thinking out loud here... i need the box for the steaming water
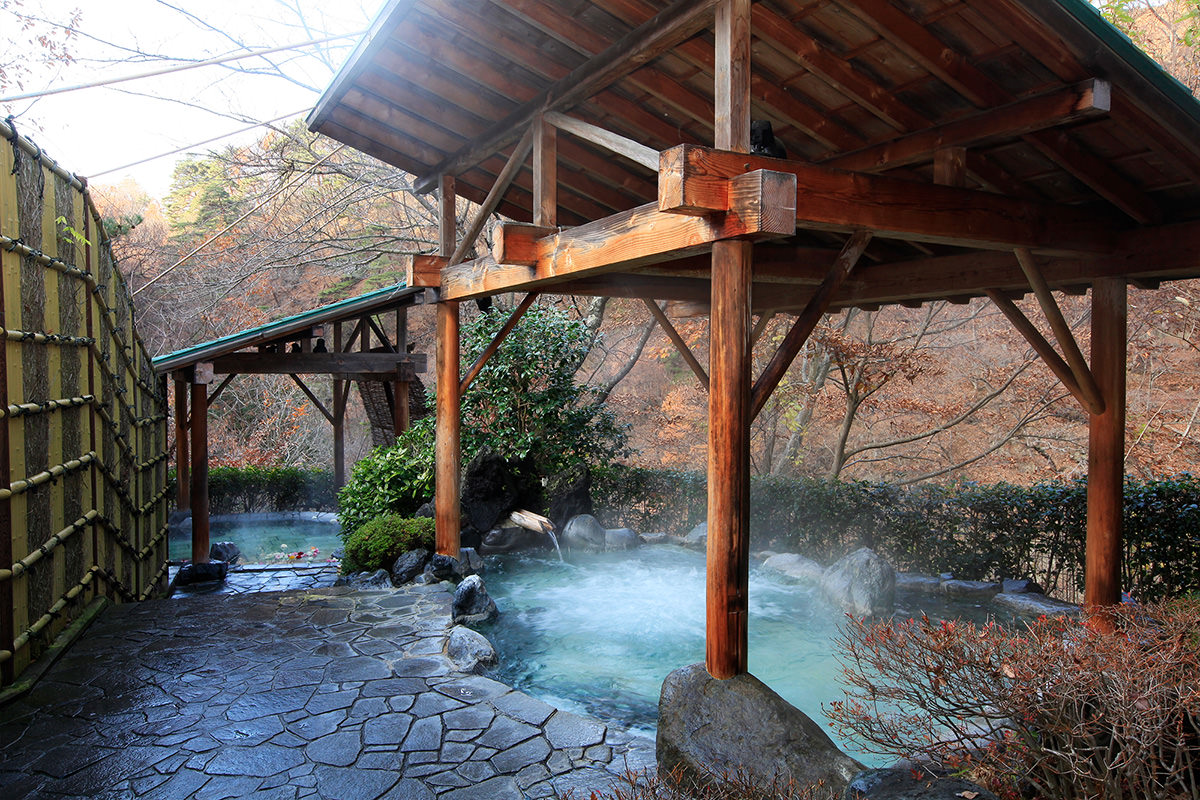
[481,544,861,752]
[168,516,341,564]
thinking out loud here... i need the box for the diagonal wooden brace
[985,289,1092,411]
[1014,248,1105,414]
[751,230,873,420]
[460,293,540,395]
[641,298,708,390]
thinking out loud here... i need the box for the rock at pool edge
[657,663,862,796]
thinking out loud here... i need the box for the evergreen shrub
[340,515,435,574]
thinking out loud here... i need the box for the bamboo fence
[0,120,169,687]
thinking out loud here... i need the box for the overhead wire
[88,109,308,177]
[132,143,347,296]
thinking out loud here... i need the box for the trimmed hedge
[341,515,435,574]
[592,466,1200,602]
[169,466,337,514]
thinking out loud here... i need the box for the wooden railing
[0,120,169,687]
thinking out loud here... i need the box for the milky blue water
[480,546,857,749]
[168,516,341,564]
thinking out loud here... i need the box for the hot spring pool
[480,544,1003,764]
[169,513,341,564]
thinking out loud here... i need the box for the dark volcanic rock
[545,465,593,534]
[453,575,498,625]
[209,542,242,565]
[657,663,861,796]
[461,448,519,533]
[479,525,546,555]
[392,548,431,585]
[176,561,229,585]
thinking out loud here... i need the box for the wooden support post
[174,373,190,511]
[707,0,752,681]
[535,114,557,228]
[1086,277,1126,609]
[189,378,209,565]
[333,322,345,489]
[0,237,10,686]
[436,175,462,559]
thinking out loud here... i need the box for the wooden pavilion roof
[308,0,1200,311]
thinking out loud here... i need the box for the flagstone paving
[0,582,656,799]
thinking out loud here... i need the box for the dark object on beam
[750,120,786,159]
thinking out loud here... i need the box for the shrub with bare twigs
[826,601,1200,799]
[554,767,837,800]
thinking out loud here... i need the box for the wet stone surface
[0,583,655,799]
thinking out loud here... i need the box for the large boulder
[682,522,707,550]
[658,664,862,796]
[446,625,498,674]
[605,527,641,551]
[844,767,998,800]
[821,548,895,617]
[763,553,825,585]
[453,574,498,625]
[561,514,607,552]
[461,448,519,533]
[546,464,593,534]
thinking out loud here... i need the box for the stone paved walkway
[0,584,655,799]
[169,564,341,596]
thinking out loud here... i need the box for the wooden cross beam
[441,169,796,300]
[659,144,1119,254]
[210,352,426,375]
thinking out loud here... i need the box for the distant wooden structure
[311,0,1200,678]
[153,284,432,565]
[0,120,169,688]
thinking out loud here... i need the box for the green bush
[336,419,435,537]
[175,465,336,513]
[337,303,629,537]
[341,515,435,574]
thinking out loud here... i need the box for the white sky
[2,0,382,198]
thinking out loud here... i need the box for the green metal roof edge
[1053,0,1200,126]
[152,280,415,371]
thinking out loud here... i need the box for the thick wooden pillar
[333,322,345,488]
[1085,278,1126,607]
[435,175,461,558]
[174,373,190,510]
[707,0,752,680]
[189,379,210,564]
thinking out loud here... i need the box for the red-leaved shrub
[826,601,1200,799]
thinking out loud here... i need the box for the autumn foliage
[826,602,1200,800]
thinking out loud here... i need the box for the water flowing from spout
[545,528,564,562]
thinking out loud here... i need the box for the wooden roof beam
[544,111,659,171]
[836,0,1161,225]
[442,168,796,299]
[412,0,721,193]
[827,79,1111,173]
[659,144,1118,254]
